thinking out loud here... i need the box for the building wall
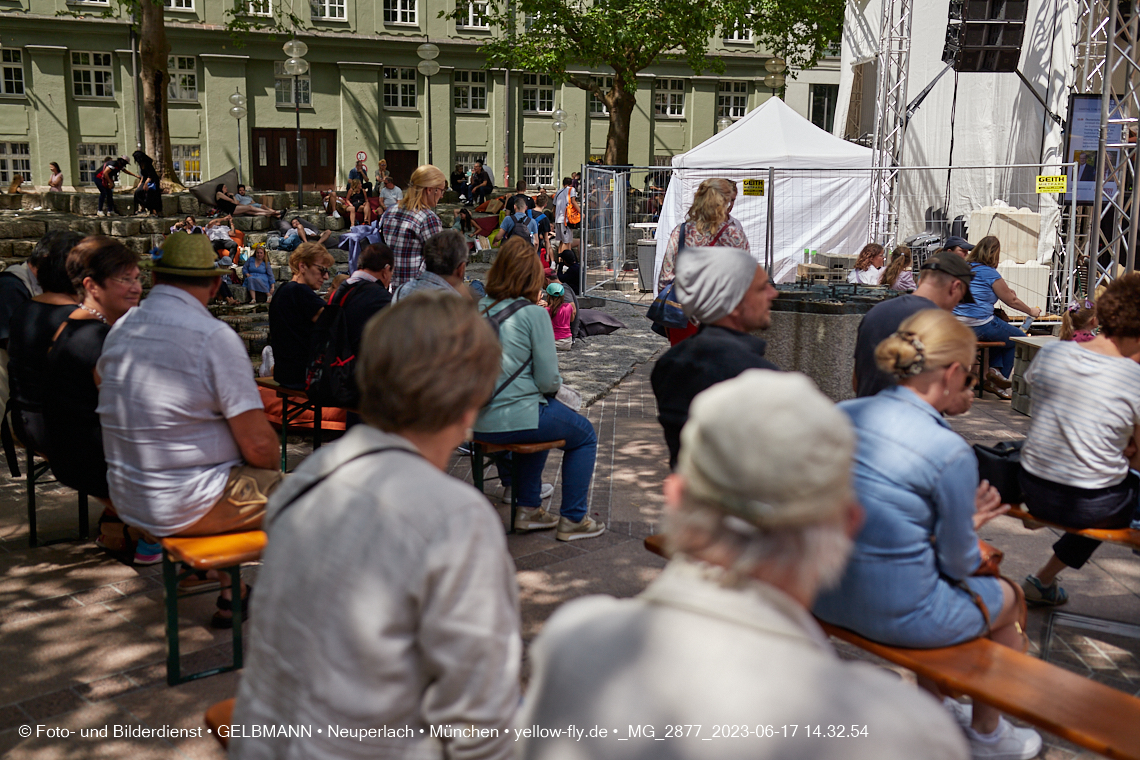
[0,0,841,191]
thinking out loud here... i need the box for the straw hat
[152,232,224,278]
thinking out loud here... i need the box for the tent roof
[672,97,873,170]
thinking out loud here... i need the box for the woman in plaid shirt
[379,165,447,290]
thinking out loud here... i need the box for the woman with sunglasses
[814,308,1040,760]
[378,165,446,291]
[268,242,334,390]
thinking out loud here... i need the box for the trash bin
[637,239,656,292]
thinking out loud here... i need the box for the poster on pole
[1065,94,1121,205]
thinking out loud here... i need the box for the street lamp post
[551,108,567,185]
[228,89,247,184]
[283,38,309,208]
[416,43,440,166]
[764,57,787,97]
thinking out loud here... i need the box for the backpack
[305,282,366,409]
[504,213,533,243]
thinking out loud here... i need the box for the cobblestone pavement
[0,321,1137,758]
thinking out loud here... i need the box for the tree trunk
[603,85,637,165]
[139,2,185,192]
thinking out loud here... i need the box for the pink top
[1070,329,1096,343]
[549,302,573,340]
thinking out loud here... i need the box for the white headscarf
[673,246,758,324]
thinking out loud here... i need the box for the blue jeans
[98,186,116,213]
[972,317,1026,378]
[472,184,492,204]
[476,399,596,522]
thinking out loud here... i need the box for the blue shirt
[813,385,1003,647]
[952,263,1001,322]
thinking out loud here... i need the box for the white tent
[654,98,874,290]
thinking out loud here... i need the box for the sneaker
[133,538,163,566]
[514,506,559,531]
[496,483,554,504]
[942,697,972,728]
[965,717,1042,760]
[986,367,1013,390]
[556,515,606,542]
[96,210,106,217]
[1022,574,1068,607]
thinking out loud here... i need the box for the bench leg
[508,456,519,535]
[472,443,484,493]
[279,397,290,472]
[77,491,89,541]
[313,404,322,453]
[26,447,37,548]
[163,551,183,686]
[1,416,20,478]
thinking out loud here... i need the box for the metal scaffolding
[868,0,914,244]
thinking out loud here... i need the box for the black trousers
[1020,467,1139,569]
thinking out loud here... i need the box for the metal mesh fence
[581,163,1076,314]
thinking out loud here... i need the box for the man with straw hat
[517,371,968,760]
[97,232,282,628]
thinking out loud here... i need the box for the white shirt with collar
[380,184,403,209]
[96,285,265,536]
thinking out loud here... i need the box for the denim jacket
[813,385,1001,647]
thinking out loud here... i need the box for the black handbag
[973,440,1024,504]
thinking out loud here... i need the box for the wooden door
[384,150,419,189]
[252,128,337,191]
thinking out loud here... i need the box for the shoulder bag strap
[709,221,730,246]
[270,446,422,526]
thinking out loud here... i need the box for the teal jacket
[474,296,562,433]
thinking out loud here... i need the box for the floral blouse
[657,217,750,291]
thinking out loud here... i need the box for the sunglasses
[315,266,330,276]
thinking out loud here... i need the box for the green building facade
[0,0,840,192]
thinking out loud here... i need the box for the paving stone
[110,220,141,237]
[123,236,151,254]
[0,221,44,240]
[17,688,86,721]
[0,241,12,258]
[73,674,138,701]
[70,194,99,216]
[0,703,30,732]
[160,195,180,217]
[178,195,198,214]
[11,240,33,257]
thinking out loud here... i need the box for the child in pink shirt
[545,282,576,351]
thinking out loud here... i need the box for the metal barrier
[580,163,1077,313]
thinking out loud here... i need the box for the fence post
[580,163,588,296]
[765,166,775,275]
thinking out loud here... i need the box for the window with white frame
[384,67,417,109]
[245,0,272,16]
[522,73,553,114]
[77,143,118,184]
[2,50,25,96]
[168,56,198,101]
[717,81,747,119]
[71,51,114,99]
[457,1,488,28]
[274,61,311,106]
[454,70,487,112]
[171,144,201,186]
[312,0,346,20]
[654,78,685,118]
[383,0,416,24]
[723,23,753,43]
[0,143,32,185]
[164,0,194,10]
[589,75,612,116]
[454,152,486,172]
[523,153,553,188]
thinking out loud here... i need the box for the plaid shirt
[380,206,443,289]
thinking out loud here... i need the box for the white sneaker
[96,210,105,217]
[942,697,971,728]
[965,717,1042,760]
[496,483,554,504]
[513,506,559,531]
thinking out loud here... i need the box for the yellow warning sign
[742,179,765,197]
[608,178,615,192]
[1036,175,1067,193]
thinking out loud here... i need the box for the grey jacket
[232,425,521,760]
[518,558,969,760]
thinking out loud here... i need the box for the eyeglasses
[316,266,330,276]
[109,275,144,286]
[963,374,978,391]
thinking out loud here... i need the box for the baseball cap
[546,282,565,297]
[944,235,974,251]
[920,251,976,304]
[677,370,855,529]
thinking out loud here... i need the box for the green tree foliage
[448,0,843,164]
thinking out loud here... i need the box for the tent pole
[766,166,775,275]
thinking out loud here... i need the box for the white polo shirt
[97,285,265,536]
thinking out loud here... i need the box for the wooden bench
[256,377,325,472]
[643,532,1140,759]
[160,530,267,686]
[205,698,235,749]
[1006,505,1140,550]
[974,340,1007,399]
[470,439,566,533]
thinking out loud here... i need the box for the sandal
[177,569,218,592]
[210,585,253,629]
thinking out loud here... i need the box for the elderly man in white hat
[97,232,281,627]
[517,370,969,760]
[651,246,780,468]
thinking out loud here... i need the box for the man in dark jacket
[651,246,779,468]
